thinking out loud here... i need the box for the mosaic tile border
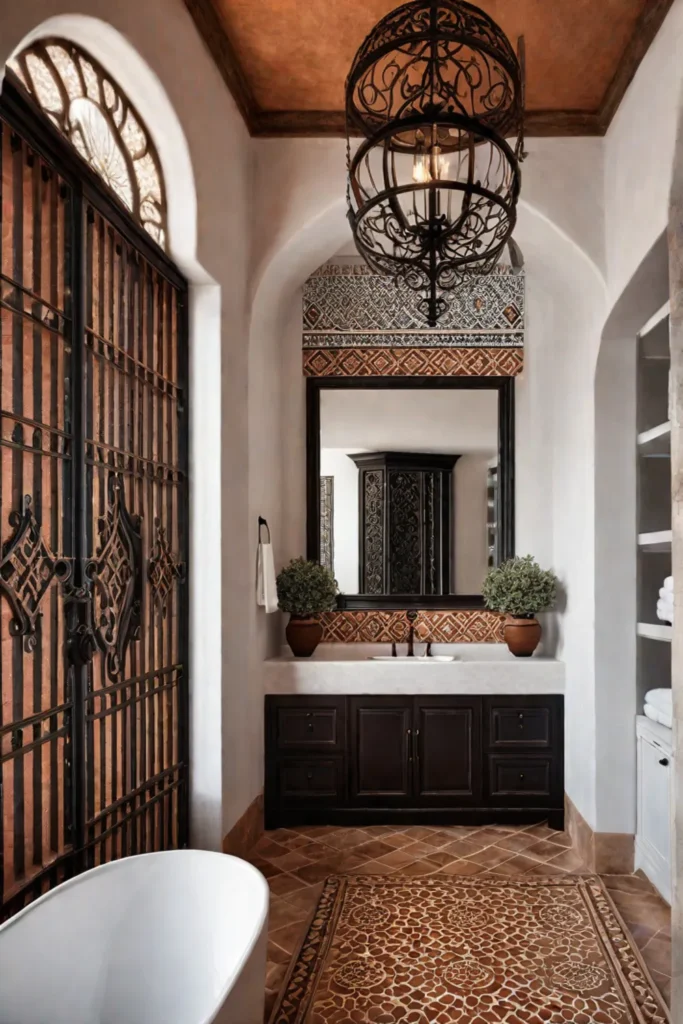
[303,332,523,349]
[304,346,524,378]
[320,609,505,644]
[304,264,525,334]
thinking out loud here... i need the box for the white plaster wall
[604,0,683,306]
[320,449,360,594]
[454,455,490,594]
[0,0,254,849]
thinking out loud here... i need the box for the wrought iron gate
[0,81,189,918]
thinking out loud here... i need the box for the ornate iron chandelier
[345,0,525,326]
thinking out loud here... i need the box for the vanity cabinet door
[349,698,413,805]
[413,698,482,805]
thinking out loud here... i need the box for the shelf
[638,530,672,551]
[637,422,671,457]
[639,301,670,341]
[637,623,672,642]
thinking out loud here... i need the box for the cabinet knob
[519,773,525,780]
[307,772,313,781]
[308,722,314,731]
[659,757,670,767]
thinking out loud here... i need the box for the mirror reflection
[319,389,500,597]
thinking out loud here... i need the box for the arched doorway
[0,41,189,918]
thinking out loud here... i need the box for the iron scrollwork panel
[148,517,186,618]
[388,470,422,595]
[362,469,385,594]
[86,474,142,681]
[0,495,72,653]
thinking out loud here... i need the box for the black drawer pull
[659,757,670,767]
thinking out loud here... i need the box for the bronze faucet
[406,610,418,657]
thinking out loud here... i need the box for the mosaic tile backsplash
[320,610,505,644]
[303,263,525,378]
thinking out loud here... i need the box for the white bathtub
[0,850,269,1024]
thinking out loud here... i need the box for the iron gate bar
[0,70,189,918]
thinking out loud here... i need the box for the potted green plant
[276,557,339,657]
[482,555,558,657]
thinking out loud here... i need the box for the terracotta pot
[503,615,542,657]
[286,616,323,658]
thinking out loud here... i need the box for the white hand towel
[657,600,673,624]
[257,542,278,614]
[644,703,673,730]
[659,586,674,602]
[664,576,674,593]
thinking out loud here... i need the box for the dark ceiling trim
[597,0,675,131]
[187,0,674,139]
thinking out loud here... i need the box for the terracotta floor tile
[546,830,574,848]
[267,940,292,965]
[439,825,477,839]
[490,854,541,876]
[649,970,671,1006]
[293,862,336,885]
[249,858,283,879]
[252,837,291,859]
[424,850,457,868]
[403,826,436,840]
[268,872,308,897]
[522,823,563,840]
[322,829,372,850]
[266,960,288,991]
[494,832,540,854]
[441,838,485,858]
[603,873,658,896]
[268,919,307,956]
[351,861,397,875]
[353,839,397,860]
[374,848,419,869]
[268,896,309,932]
[625,921,658,950]
[522,861,568,877]
[269,851,312,872]
[467,827,509,846]
[440,858,486,875]
[289,840,334,860]
[465,846,514,868]
[640,934,672,977]
[419,830,457,849]
[402,839,439,856]
[546,848,586,871]
[524,839,565,862]
[382,832,419,849]
[265,828,301,845]
[400,859,438,876]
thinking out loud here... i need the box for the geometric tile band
[304,263,525,335]
[304,347,524,378]
[320,610,505,644]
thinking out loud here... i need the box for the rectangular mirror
[307,378,515,610]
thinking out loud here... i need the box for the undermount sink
[369,655,456,663]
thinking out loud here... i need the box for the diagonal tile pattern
[246,822,672,1021]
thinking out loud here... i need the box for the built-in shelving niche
[636,302,672,710]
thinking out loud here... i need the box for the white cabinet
[636,715,672,903]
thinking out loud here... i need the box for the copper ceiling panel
[212,0,646,111]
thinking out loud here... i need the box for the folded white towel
[644,688,672,716]
[657,598,673,624]
[659,588,674,604]
[644,702,673,730]
[664,576,674,593]
[257,542,278,614]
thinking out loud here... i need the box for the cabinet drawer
[487,703,552,748]
[272,698,345,751]
[488,755,553,799]
[278,758,344,803]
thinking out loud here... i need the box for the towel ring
[258,516,271,543]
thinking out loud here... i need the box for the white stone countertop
[264,645,565,695]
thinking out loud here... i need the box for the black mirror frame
[306,375,515,611]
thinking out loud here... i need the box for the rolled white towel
[644,688,673,716]
[659,587,674,603]
[664,576,674,593]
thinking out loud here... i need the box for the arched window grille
[8,39,167,247]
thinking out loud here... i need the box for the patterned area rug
[269,875,670,1023]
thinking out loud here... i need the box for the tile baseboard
[223,792,264,859]
[565,794,634,874]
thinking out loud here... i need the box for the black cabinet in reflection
[349,452,460,596]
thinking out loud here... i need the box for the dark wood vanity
[264,694,564,830]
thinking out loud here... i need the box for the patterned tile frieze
[303,332,523,350]
[304,346,524,378]
[304,263,525,336]
[320,609,505,644]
